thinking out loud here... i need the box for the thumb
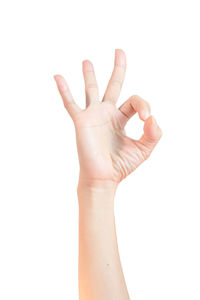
[138,115,162,154]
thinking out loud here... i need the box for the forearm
[77,181,130,300]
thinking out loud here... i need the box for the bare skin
[54,49,162,300]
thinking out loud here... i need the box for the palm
[74,101,146,183]
[54,49,162,185]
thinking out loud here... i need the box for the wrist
[78,177,118,189]
[77,178,118,209]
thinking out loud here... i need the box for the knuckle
[131,94,139,100]
[110,78,122,88]
[86,83,97,89]
[130,95,151,112]
[116,64,126,70]
[129,94,140,104]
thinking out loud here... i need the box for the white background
[0,0,200,299]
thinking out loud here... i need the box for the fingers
[118,94,162,155]
[82,60,99,107]
[102,49,126,105]
[54,74,82,120]
[137,115,162,155]
[118,95,151,127]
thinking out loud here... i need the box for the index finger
[102,49,126,105]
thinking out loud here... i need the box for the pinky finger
[54,74,82,120]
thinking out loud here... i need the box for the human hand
[54,49,162,188]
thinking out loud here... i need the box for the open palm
[54,49,162,187]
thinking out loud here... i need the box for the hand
[54,49,162,188]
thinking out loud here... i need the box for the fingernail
[152,116,158,126]
[143,110,150,120]
[83,60,93,71]
[58,77,68,92]
[115,49,126,66]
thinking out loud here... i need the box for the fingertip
[140,110,151,121]
[131,96,151,121]
[82,59,90,63]
[151,115,161,130]
[115,48,126,56]
[82,60,93,71]
[149,115,162,138]
[151,115,157,125]
[53,74,59,81]
[53,74,68,92]
[115,48,126,67]
[137,114,162,152]
[53,74,63,82]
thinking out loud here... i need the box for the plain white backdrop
[0,0,200,299]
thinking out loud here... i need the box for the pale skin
[54,49,162,300]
